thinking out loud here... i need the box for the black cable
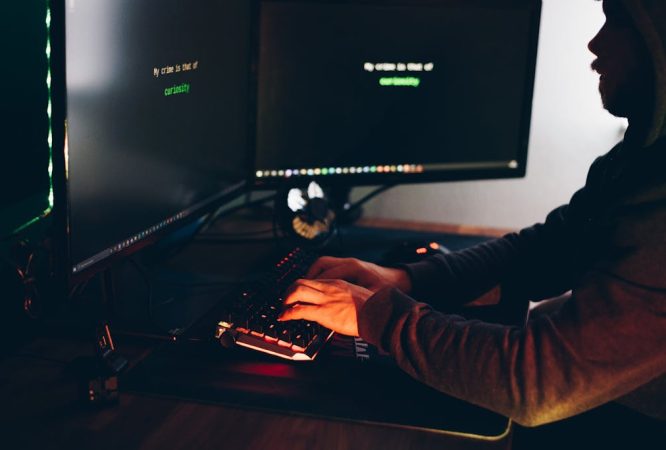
[344,184,396,216]
[190,191,285,245]
[199,192,276,234]
[157,192,277,261]
[195,191,247,236]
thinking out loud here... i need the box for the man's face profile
[588,0,652,119]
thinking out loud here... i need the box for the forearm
[403,222,576,310]
[358,276,666,426]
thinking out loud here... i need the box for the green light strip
[10,1,55,237]
[45,1,54,211]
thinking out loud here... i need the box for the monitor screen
[54,0,255,279]
[254,0,540,185]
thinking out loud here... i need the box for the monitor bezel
[252,0,541,189]
[49,0,257,289]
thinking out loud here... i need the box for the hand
[306,256,412,294]
[278,278,373,337]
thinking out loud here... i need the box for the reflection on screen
[66,0,252,273]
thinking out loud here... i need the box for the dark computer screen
[58,0,254,277]
[254,0,540,185]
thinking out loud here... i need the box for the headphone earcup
[275,180,336,248]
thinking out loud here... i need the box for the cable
[199,192,277,234]
[160,192,277,260]
[344,184,396,216]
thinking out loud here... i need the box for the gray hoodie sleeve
[402,204,578,310]
[358,271,666,426]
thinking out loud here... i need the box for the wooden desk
[1,336,512,450]
[1,220,515,450]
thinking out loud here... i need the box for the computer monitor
[49,0,256,287]
[254,0,541,186]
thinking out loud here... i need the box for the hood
[621,0,666,146]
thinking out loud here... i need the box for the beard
[600,68,653,121]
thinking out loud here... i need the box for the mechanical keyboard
[215,247,334,361]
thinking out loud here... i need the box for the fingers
[297,278,339,291]
[282,279,331,306]
[307,257,367,284]
[316,264,360,283]
[305,256,349,279]
[277,303,321,322]
[279,278,365,337]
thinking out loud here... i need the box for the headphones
[275,180,337,248]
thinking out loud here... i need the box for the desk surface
[1,337,512,450]
[1,220,515,450]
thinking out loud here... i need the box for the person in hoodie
[279,0,666,434]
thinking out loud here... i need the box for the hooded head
[622,0,666,146]
[589,0,666,147]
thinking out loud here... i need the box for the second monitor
[255,0,541,186]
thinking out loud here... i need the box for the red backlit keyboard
[215,247,334,361]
